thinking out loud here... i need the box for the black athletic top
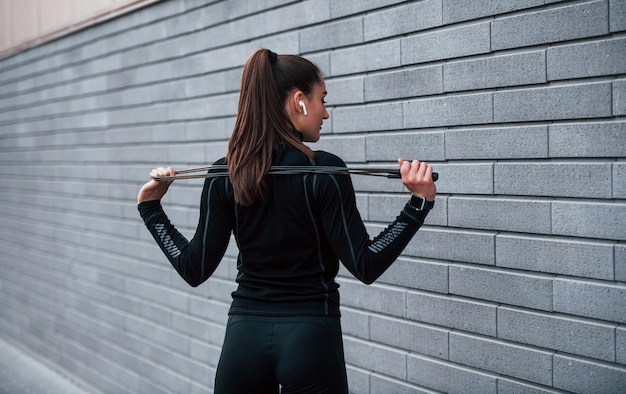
[138,147,430,317]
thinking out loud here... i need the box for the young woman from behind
[137,48,436,393]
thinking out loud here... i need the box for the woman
[137,49,436,393]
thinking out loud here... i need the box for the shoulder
[204,157,230,195]
[205,157,227,178]
[309,151,356,205]
[310,151,354,194]
[312,151,346,167]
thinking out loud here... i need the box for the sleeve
[314,156,430,285]
[138,168,233,287]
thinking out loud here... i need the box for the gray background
[1,0,625,393]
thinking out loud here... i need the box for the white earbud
[299,100,308,116]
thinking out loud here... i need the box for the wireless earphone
[298,100,308,116]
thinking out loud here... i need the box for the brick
[330,0,408,18]
[333,102,403,133]
[552,202,626,241]
[610,0,626,32]
[344,337,407,380]
[494,82,612,122]
[185,119,232,142]
[617,245,626,282]
[309,135,366,162]
[498,306,616,361]
[449,197,552,234]
[169,94,239,121]
[442,0,544,24]
[364,0,442,41]
[446,126,548,160]
[549,122,626,158]
[430,163,494,195]
[548,38,626,80]
[368,194,446,226]
[364,65,443,101]
[614,163,626,199]
[407,291,497,336]
[450,265,553,311]
[426,195,447,226]
[346,366,369,394]
[189,338,220,368]
[73,344,156,393]
[401,22,491,64]
[185,68,242,98]
[377,257,449,293]
[160,352,213,386]
[492,1,609,50]
[371,375,435,394]
[450,332,553,386]
[338,279,406,317]
[402,227,496,265]
[340,308,370,340]
[188,297,229,322]
[352,174,405,193]
[203,141,229,162]
[553,278,626,323]
[404,92,493,128]
[170,311,223,345]
[497,379,564,394]
[324,76,364,105]
[207,0,331,48]
[495,162,613,198]
[211,0,298,20]
[407,354,497,393]
[304,52,330,76]
[300,17,363,53]
[496,234,615,280]
[330,40,400,76]
[614,79,626,115]
[444,51,546,92]
[617,326,626,365]
[370,315,448,358]
[553,355,626,394]
[365,131,445,162]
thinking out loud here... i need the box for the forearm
[347,202,429,284]
[138,200,202,286]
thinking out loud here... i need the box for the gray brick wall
[0,0,624,393]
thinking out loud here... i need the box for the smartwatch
[409,194,434,211]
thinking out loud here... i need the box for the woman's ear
[289,90,305,114]
[286,90,305,129]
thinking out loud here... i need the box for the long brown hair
[227,49,320,206]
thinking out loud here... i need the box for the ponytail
[227,49,319,206]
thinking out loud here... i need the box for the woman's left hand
[398,159,436,201]
[137,167,175,203]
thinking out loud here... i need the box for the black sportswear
[214,315,347,393]
[138,148,430,317]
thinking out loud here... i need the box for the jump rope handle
[387,171,438,182]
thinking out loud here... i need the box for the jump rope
[152,165,438,182]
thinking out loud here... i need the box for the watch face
[410,195,426,210]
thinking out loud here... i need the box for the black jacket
[138,148,430,316]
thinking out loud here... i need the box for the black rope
[153,166,438,182]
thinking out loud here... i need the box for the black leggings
[214,315,348,393]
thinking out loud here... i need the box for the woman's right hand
[137,167,175,203]
[398,159,436,202]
